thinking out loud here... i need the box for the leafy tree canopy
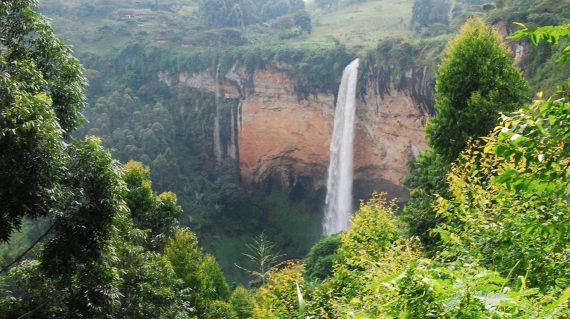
[435,96,570,291]
[197,0,306,28]
[403,17,529,250]
[0,0,86,242]
[426,16,528,162]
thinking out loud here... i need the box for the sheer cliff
[158,53,437,205]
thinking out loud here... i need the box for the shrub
[230,286,255,319]
[435,100,570,290]
[252,262,306,319]
[304,234,341,281]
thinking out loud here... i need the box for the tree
[123,161,181,251]
[0,204,189,318]
[434,99,570,290]
[403,17,528,249]
[0,2,230,318]
[42,137,126,277]
[402,150,450,248]
[426,17,528,161]
[163,229,231,317]
[0,160,220,317]
[434,26,570,289]
[1,4,126,304]
[236,233,284,286]
[109,216,189,319]
[0,0,86,241]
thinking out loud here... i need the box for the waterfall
[213,63,223,162]
[323,58,359,235]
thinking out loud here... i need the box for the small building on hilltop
[117,9,156,20]
[181,36,198,48]
[154,34,169,44]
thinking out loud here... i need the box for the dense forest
[1,0,569,318]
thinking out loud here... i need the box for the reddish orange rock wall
[169,66,429,201]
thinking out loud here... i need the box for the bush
[306,194,421,317]
[230,286,255,319]
[252,262,306,319]
[304,234,340,281]
[435,100,570,291]
[335,193,402,274]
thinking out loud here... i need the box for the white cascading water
[213,63,223,162]
[323,58,359,235]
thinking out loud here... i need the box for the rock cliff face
[161,63,433,204]
[494,20,529,67]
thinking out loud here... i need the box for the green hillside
[298,0,415,47]
[41,0,417,54]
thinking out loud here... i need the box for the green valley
[0,0,568,317]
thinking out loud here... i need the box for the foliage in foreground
[1,0,86,242]
[0,161,234,318]
[249,193,569,318]
[0,1,234,317]
[249,19,569,319]
[435,99,570,291]
[509,23,570,63]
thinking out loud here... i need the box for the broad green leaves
[0,0,85,242]
[435,100,570,290]
[492,101,569,196]
[509,24,570,62]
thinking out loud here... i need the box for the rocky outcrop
[494,20,532,69]
[160,63,432,204]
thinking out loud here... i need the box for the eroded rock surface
[161,65,431,203]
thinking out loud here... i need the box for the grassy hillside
[307,0,414,47]
[40,0,416,56]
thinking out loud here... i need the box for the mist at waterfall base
[323,58,359,235]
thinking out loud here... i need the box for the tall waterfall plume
[323,58,359,235]
[213,63,223,162]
